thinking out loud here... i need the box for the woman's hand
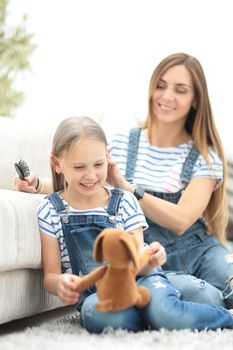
[13,173,38,193]
[107,151,132,192]
[56,273,81,305]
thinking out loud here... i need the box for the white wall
[9,0,233,153]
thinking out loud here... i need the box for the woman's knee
[167,273,225,307]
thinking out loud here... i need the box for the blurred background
[2,0,233,153]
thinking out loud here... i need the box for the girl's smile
[80,181,98,191]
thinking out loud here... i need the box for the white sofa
[0,117,64,325]
[0,116,232,325]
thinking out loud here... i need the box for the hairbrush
[14,159,30,179]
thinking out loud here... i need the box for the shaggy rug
[0,311,232,350]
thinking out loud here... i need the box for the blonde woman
[108,52,233,308]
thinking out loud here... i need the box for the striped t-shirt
[37,188,148,273]
[109,129,223,193]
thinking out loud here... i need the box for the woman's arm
[140,178,216,235]
[14,175,52,194]
[40,232,81,304]
[108,157,216,235]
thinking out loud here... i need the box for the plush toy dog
[74,228,151,312]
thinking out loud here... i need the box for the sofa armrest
[0,189,45,271]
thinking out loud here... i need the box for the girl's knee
[80,294,106,333]
[80,294,145,333]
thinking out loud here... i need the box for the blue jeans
[80,269,233,333]
[163,234,233,308]
[145,220,233,308]
[167,273,225,307]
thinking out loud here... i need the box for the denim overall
[125,127,233,308]
[47,188,124,310]
[47,188,233,333]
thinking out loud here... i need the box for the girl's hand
[57,274,81,305]
[13,173,38,193]
[138,242,167,275]
[147,242,167,268]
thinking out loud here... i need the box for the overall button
[108,215,116,223]
[61,214,69,224]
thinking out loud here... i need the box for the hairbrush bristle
[14,159,30,179]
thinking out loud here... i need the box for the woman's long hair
[141,53,228,241]
[50,116,107,192]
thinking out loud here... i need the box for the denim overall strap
[125,127,141,181]
[107,188,124,216]
[47,192,66,212]
[181,145,200,185]
[47,188,124,216]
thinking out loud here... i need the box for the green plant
[0,0,37,116]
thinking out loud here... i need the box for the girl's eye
[95,163,104,167]
[74,166,84,170]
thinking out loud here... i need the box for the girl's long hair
[51,116,107,192]
[141,53,228,241]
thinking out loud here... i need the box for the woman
[107,52,233,308]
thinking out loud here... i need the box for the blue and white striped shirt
[37,188,148,273]
[109,129,223,193]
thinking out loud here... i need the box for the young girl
[107,52,233,309]
[37,115,233,333]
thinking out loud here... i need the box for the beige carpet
[0,311,232,350]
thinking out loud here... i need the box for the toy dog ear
[120,234,140,270]
[93,229,107,262]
